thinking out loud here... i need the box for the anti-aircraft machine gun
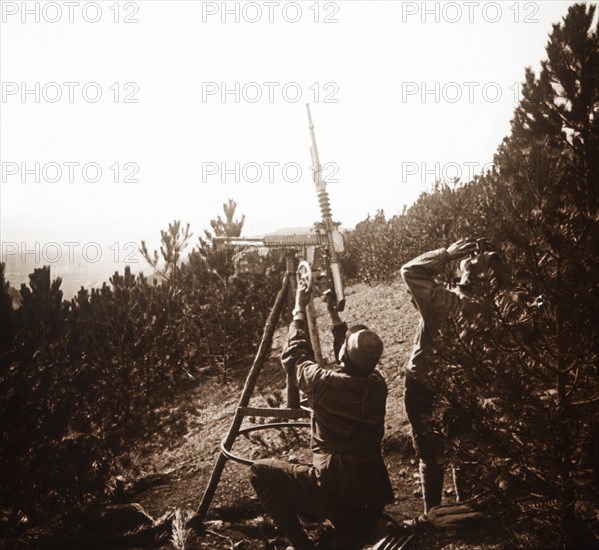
[189,105,346,528]
[212,104,345,310]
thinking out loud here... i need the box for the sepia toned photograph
[1,1,598,548]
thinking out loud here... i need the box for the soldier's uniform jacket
[281,319,394,508]
[401,248,475,386]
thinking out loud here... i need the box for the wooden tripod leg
[285,255,300,409]
[193,273,290,523]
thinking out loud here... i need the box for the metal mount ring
[220,422,311,466]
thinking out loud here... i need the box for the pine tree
[0,263,15,354]
[18,266,66,353]
[434,5,599,547]
[207,198,245,239]
[140,220,193,286]
[197,198,245,278]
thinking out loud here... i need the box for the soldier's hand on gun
[323,289,337,314]
[295,278,311,311]
[447,238,478,260]
[323,289,343,325]
[294,261,312,313]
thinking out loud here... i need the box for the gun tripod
[190,255,322,526]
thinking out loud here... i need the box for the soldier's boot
[419,460,444,513]
[452,462,478,503]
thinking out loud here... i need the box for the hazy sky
[0,0,591,271]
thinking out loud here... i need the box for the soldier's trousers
[250,459,383,550]
[404,376,478,513]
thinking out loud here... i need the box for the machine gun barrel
[306,104,345,311]
[213,232,326,251]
